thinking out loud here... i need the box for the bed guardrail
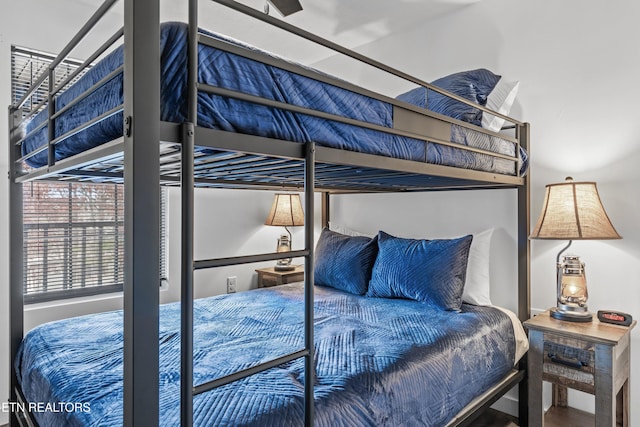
[11,0,122,172]
[212,0,522,127]
[11,0,524,182]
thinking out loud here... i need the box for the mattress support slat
[15,138,124,183]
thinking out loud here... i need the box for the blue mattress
[16,283,517,426]
[21,22,527,176]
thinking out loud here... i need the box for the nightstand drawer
[542,333,595,394]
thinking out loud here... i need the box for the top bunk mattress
[21,22,528,176]
[16,282,522,427]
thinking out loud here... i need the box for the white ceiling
[234,0,479,53]
[72,0,480,64]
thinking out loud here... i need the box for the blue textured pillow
[396,69,501,126]
[367,231,473,311]
[314,228,378,295]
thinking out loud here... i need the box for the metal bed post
[517,122,531,426]
[517,122,531,323]
[122,0,161,425]
[47,68,56,167]
[181,121,195,427]
[8,106,24,427]
[181,0,199,424]
[304,142,316,426]
[320,192,330,229]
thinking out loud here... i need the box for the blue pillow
[396,69,501,126]
[367,231,473,311]
[314,228,378,295]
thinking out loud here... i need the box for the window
[14,47,168,303]
[22,182,168,303]
[24,182,123,301]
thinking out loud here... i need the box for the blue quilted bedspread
[16,283,516,426]
[22,22,526,176]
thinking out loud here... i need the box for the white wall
[163,188,319,304]
[315,0,640,417]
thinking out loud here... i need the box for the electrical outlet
[227,276,237,294]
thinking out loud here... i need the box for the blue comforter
[21,22,526,176]
[16,283,516,426]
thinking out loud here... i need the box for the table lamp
[264,193,304,271]
[530,177,621,322]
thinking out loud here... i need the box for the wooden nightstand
[524,310,636,426]
[255,265,304,288]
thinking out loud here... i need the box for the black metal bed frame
[8,0,531,425]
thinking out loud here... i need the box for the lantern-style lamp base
[550,306,593,322]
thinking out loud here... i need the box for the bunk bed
[8,0,531,426]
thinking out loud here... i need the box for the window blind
[23,182,168,303]
[23,182,124,301]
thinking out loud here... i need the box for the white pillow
[328,222,371,237]
[481,78,520,132]
[462,228,494,306]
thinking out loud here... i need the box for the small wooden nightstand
[255,265,304,288]
[524,310,636,426]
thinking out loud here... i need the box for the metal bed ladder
[180,134,316,427]
[180,4,316,425]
